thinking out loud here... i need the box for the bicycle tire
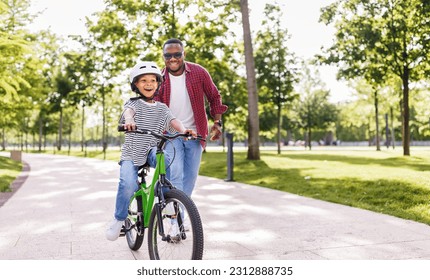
[147,189,204,260]
[125,195,144,250]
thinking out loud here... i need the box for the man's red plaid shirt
[156,62,228,144]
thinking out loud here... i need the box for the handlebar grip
[118,125,138,132]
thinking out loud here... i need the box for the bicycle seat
[138,163,151,178]
[138,163,150,170]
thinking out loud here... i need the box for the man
[155,38,228,197]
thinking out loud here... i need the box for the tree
[240,0,260,160]
[0,0,33,97]
[409,85,430,140]
[30,30,63,151]
[293,64,338,150]
[62,51,97,151]
[81,0,246,152]
[255,3,297,154]
[294,90,338,150]
[0,0,54,150]
[319,0,430,156]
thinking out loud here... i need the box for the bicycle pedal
[119,226,126,237]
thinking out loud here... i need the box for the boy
[106,61,195,241]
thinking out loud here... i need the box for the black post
[225,132,234,181]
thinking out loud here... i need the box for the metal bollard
[225,132,234,181]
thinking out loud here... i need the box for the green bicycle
[119,126,204,260]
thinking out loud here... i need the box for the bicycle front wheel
[148,189,204,260]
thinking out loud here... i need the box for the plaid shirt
[155,62,228,144]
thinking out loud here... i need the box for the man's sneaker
[182,219,191,232]
[168,218,179,234]
[106,219,123,241]
[164,203,177,217]
[167,219,181,242]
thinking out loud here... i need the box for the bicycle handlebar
[118,125,206,142]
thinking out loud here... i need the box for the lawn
[0,156,22,192]
[199,148,430,225]
[2,147,430,225]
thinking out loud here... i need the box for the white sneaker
[106,219,123,241]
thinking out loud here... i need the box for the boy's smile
[134,74,158,99]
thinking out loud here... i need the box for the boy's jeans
[114,148,167,221]
[164,137,203,197]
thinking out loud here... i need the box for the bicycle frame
[119,126,205,258]
[129,149,167,229]
[120,126,204,236]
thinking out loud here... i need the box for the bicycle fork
[155,197,186,242]
[157,201,187,242]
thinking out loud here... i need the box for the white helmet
[129,61,163,83]
[129,61,163,92]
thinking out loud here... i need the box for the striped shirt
[120,99,175,166]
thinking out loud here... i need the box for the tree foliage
[292,64,338,149]
[0,0,33,97]
[255,3,298,154]
[4,0,430,153]
[319,0,430,155]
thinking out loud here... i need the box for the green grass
[199,149,430,225]
[0,156,22,192]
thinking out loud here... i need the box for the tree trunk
[1,128,5,150]
[277,99,281,155]
[390,106,395,149]
[169,0,177,37]
[68,122,72,155]
[38,116,43,152]
[402,67,410,156]
[374,90,380,151]
[240,0,260,160]
[102,86,107,160]
[58,108,63,151]
[81,104,85,152]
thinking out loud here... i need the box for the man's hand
[210,124,222,141]
[184,129,197,138]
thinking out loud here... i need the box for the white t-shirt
[168,73,196,131]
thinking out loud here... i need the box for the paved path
[1,153,430,260]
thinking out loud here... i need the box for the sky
[28,0,352,103]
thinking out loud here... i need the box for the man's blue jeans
[114,148,169,221]
[164,138,203,197]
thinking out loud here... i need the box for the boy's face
[134,74,158,98]
[163,43,185,75]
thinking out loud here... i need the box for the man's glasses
[163,52,183,60]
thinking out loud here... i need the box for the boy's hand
[123,109,136,131]
[124,119,136,131]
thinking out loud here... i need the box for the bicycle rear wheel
[148,189,204,260]
[125,195,144,250]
